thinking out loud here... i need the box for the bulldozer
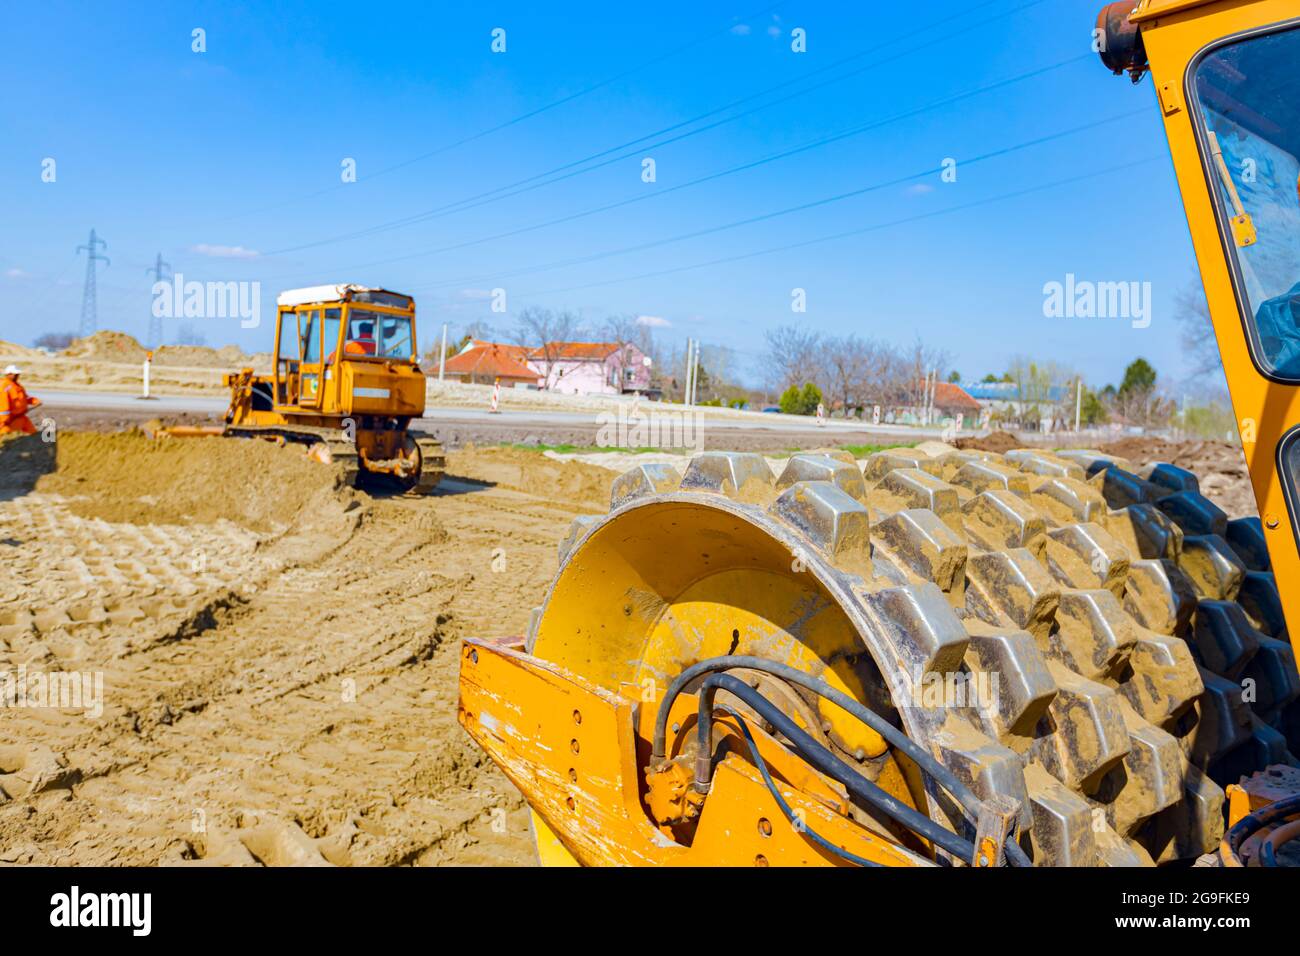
[458,0,1300,866]
[166,284,444,493]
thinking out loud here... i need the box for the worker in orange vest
[0,365,41,435]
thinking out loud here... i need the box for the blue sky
[1,0,1209,388]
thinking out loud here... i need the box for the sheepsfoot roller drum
[459,447,1300,866]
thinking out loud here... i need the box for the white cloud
[189,243,261,259]
[636,314,671,328]
[458,288,494,300]
[906,183,935,196]
[730,23,752,35]
[767,25,781,37]
[3,268,29,279]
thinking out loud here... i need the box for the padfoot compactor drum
[460,448,1299,866]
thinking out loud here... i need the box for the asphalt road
[35,388,961,452]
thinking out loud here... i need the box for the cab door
[297,307,324,409]
[274,308,301,407]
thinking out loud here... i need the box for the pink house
[528,342,654,396]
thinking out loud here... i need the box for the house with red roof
[443,338,655,396]
[442,340,540,387]
[894,380,983,428]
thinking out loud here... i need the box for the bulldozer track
[530,446,1299,866]
[409,433,445,495]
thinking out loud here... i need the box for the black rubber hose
[653,655,981,815]
[651,654,1032,867]
[1226,791,1300,866]
[696,673,979,864]
[719,707,882,868]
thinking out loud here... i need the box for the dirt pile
[0,340,42,358]
[1098,436,1255,518]
[36,431,352,530]
[62,330,148,362]
[453,445,613,510]
[60,331,267,370]
[153,344,270,368]
[954,431,1021,453]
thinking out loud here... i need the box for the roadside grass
[506,442,678,454]
[504,440,918,457]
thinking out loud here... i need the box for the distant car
[762,406,780,414]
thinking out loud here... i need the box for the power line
[288,51,1091,278]
[205,1,791,225]
[403,108,1147,293]
[512,155,1165,299]
[260,0,1045,257]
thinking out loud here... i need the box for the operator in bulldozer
[344,320,376,357]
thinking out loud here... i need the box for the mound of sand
[450,446,613,510]
[0,340,42,358]
[36,431,356,531]
[1098,436,1255,517]
[954,431,1021,453]
[62,332,268,369]
[62,330,148,362]
[153,344,269,368]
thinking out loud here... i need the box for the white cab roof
[276,284,408,307]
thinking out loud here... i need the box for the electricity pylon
[75,228,110,339]
[145,253,172,348]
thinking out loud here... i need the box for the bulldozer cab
[269,285,425,419]
[1100,0,1300,656]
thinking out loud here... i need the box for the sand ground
[0,435,613,866]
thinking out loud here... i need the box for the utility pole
[438,323,448,381]
[691,341,702,405]
[76,228,110,339]
[145,252,172,349]
[684,339,695,406]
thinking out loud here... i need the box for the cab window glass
[322,308,341,363]
[1193,25,1300,378]
[300,310,322,363]
[377,314,414,360]
[278,312,300,359]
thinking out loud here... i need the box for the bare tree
[602,314,657,391]
[514,306,584,389]
[823,334,877,418]
[763,325,824,391]
[904,338,951,413]
[1174,278,1226,379]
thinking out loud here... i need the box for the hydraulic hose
[696,673,980,863]
[720,707,882,867]
[1224,791,1300,867]
[651,654,1031,866]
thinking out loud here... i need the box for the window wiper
[1208,130,1258,248]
